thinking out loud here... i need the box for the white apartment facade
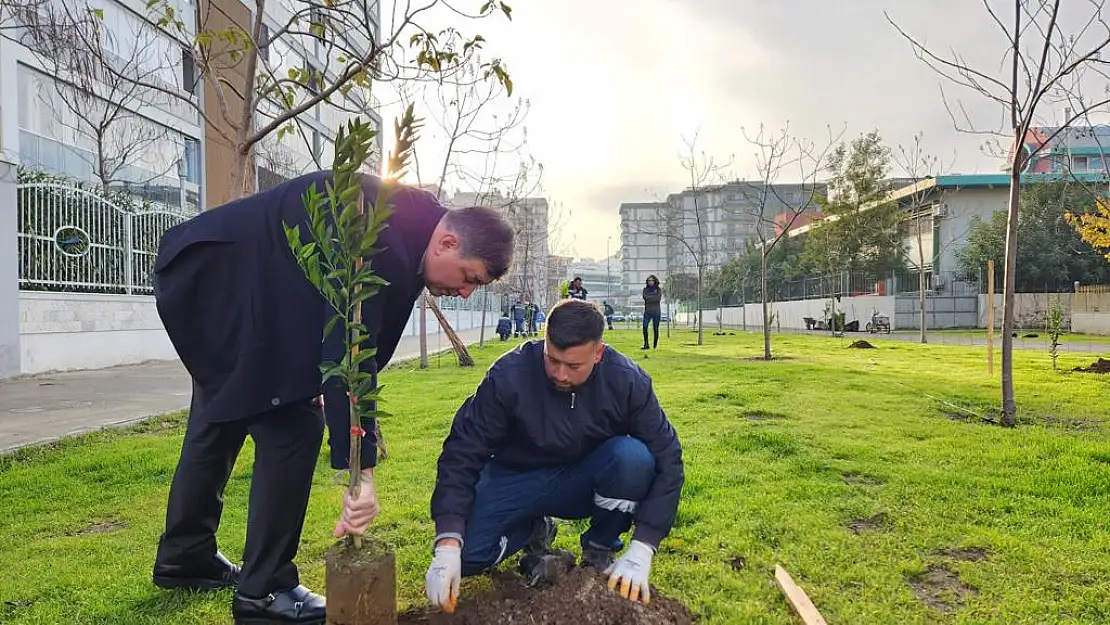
[3,0,383,210]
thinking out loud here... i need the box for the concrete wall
[1073,313,1110,335]
[18,292,177,374]
[16,292,500,375]
[894,296,979,329]
[0,160,19,378]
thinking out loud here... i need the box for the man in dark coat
[149,171,513,625]
[424,299,683,609]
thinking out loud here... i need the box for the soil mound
[1074,358,1110,373]
[398,567,695,625]
[848,340,876,349]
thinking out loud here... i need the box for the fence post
[0,157,20,378]
[124,214,134,295]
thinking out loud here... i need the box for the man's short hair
[443,207,514,279]
[546,299,605,349]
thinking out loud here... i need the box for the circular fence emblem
[53,225,92,258]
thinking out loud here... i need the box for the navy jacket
[152,171,446,469]
[430,341,684,547]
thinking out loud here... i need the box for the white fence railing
[17,183,191,295]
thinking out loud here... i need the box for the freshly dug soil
[1074,358,1110,374]
[848,340,876,349]
[398,567,695,625]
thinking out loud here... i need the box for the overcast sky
[378,0,1110,260]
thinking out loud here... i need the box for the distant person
[496,314,512,341]
[642,275,663,350]
[569,277,588,300]
[423,299,684,609]
[525,300,538,336]
[535,309,546,334]
[603,301,615,331]
[511,301,525,337]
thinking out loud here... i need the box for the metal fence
[17,182,192,295]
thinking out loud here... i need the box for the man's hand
[605,540,655,603]
[425,540,462,613]
[333,468,379,538]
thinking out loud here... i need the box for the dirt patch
[847,340,876,349]
[78,520,128,535]
[907,565,979,613]
[742,410,787,422]
[398,567,695,625]
[933,547,989,562]
[1073,358,1110,374]
[1022,333,1039,338]
[727,556,746,571]
[841,471,885,486]
[846,513,888,535]
[740,355,796,362]
[939,409,970,422]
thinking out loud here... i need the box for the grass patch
[2,331,1109,623]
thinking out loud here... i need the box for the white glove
[605,540,655,603]
[425,544,461,613]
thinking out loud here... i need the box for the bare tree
[398,61,537,367]
[6,2,184,193]
[630,132,731,346]
[889,0,1110,426]
[3,0,515,202]
[738,122,838,359]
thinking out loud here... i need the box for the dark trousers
[643,311,661,347]
[606,315,614,330]
[154,384,324,597]
[459,437,656,576]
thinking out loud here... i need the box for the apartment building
[619,181,824,304]
[3,0,382,212]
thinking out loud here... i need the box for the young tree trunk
[426,295,474,367]
[762,251,772,360]
[419,292,428,369]
[696,266,704,346]
[1000,166,1020,427]
[479,287,488,347]
[919,264,927,344]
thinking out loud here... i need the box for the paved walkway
[0,328,487,453]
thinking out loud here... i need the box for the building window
[181,49,196,93]
[182,138,200,183]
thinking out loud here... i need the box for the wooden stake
[987,259,995,376]
[775,565,828,625]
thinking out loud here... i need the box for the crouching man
[424,299,684,609]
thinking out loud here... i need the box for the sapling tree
[283,106,420,550]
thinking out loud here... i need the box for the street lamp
[606,236,611,301]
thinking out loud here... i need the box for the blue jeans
[642,311,661,347]
[459,437,656,576]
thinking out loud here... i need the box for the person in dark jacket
[568,276,588,300]
[603,301,615,330]
[496,315,513,341]
[641,275,663,350]
[511,301,525,336]
[424,299,684,609]
[149,171,513,625]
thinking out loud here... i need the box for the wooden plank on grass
[775,565,828,625]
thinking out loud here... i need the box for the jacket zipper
[570,392,576,409]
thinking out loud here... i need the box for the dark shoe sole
[153,575,237,591]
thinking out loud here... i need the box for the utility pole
[606,236,611,301]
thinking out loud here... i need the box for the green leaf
[501,2,513,19]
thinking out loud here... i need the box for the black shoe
[518,549,576,587]
[640,345,649,350]
[580,537,618,571]
[153,551,240,591]
[232,585,325,625]
[523,516,557,557]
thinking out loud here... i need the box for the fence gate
[17,183,191,295]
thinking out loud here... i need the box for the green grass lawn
[2,330,1109,624]
[899,328,1110,347]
